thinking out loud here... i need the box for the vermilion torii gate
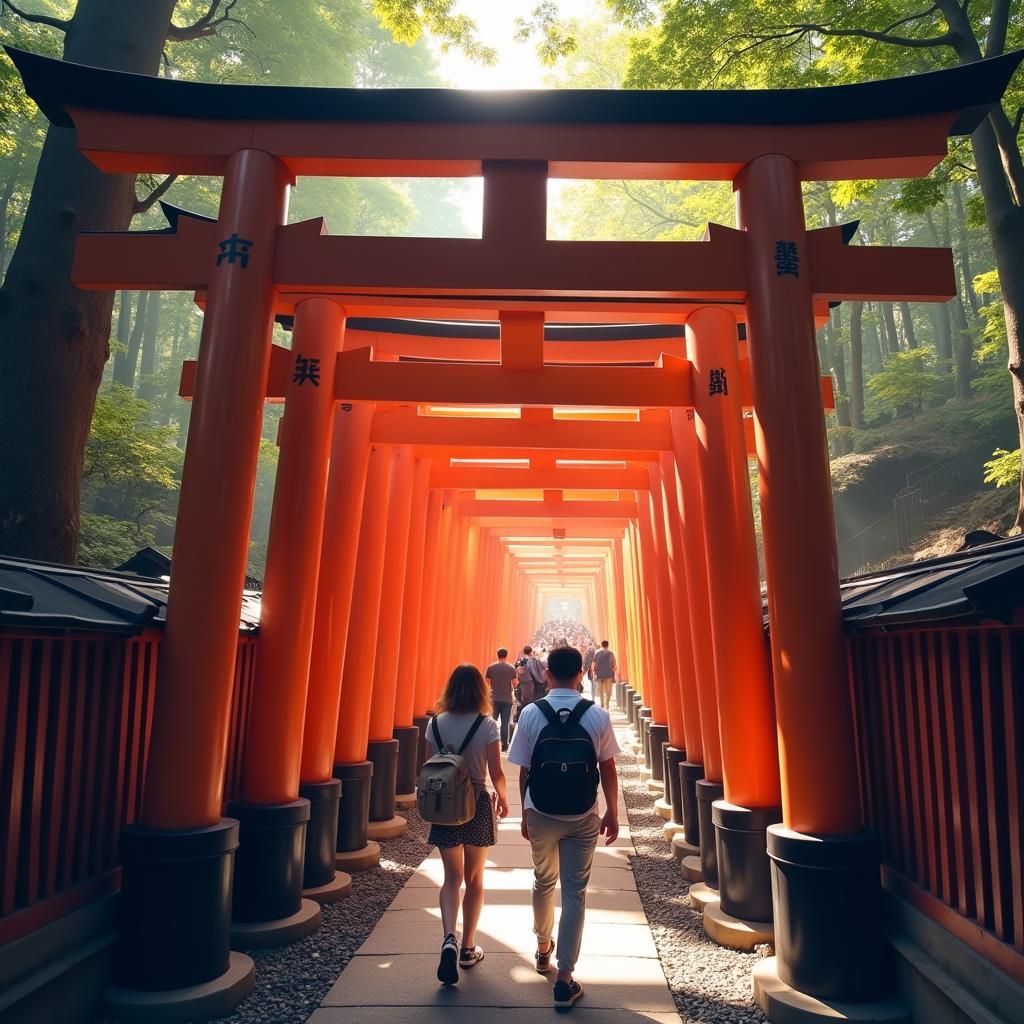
[8,44,1021,1023]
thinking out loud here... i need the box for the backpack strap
[567,699,594,728]
[534,698,560,728]
[457,714,486,755]
[430,716,445,751]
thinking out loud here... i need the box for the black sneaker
[553,978,584,1009]
[437,933,459,986]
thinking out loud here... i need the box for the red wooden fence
[0,629,256,945]
[848,625,1024,981]
[4,619,1022,986]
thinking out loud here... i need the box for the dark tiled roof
[0,556,260,634]
[837,534,1024,630]
[6,46,1022,136]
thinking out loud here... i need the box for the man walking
[485,647,517,751]
[582,644,597,699]
[592,640,617,711]
[514,645,547,706]
[508,646,620,1009]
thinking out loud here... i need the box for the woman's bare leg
[439,845,465,938]
[460,843,489,948]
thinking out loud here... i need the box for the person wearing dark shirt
[485,648,517,751]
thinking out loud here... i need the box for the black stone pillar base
[679,761,704,847]
[413,715,429,769]
[695,779,724,890]
[630,693,642,727]
[713,800,782,924]
[299,779,341,890]
[114,819,239,990]
[393,725,420,795]
[367,738,399,823]
[768,826,890,1002]
[648,723,669,782]
[639,707,653,766]
[227,798,310,925]
[664,747,685,826]
[334,760,373,853]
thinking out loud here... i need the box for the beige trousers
[596,677,614,709]
[525,809,600,973]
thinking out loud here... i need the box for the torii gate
[8,44,1021,1024]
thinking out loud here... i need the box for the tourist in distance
[423,664,510,986]
[592,640,618,711]
[485,647,516,751]
[582,643,597,698]
[514,644,548,706]
[507,646,621,1010]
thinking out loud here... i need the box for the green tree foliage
[983,448,1022,488]
[79,383,182,566]
[868,350,944,416]
[529,0,1023,555]
[0,0,489,568]
[371,0,496,61]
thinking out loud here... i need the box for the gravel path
[210,807,433,1024]
[617,727,770,1024]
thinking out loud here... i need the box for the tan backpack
[417,714,486,826]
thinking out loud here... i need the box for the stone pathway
[308,712,681,1023]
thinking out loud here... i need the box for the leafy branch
[167,0,242,42]
[133,174,179,215]
[0,0,69,32]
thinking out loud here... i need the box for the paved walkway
[308,713,681,1023]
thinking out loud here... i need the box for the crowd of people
[528,618,596,660]
[520,620,620,711]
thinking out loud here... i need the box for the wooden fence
[848,625,1024,982]
[0,629,256,947]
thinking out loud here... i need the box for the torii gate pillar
[228,298,347,945]
[684,305,782,943]
[112,149,289,1011]
[738,154,888,1008]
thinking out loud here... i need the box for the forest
[0,0,1021,579]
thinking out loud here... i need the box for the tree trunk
[931,302,953,366]
[880,302,900,355]
[969,116,1024,531]
[950,289,973,400]
[865,310,884,374]
[951,181,979,319]
[830,305,847,395]
[170,310,182,363]
[849,301,864,428]
[899,302,918,349]
[112,290,135,385]
[0,0,180,561]
[817,322,833,374]
[117,289,149,389]
[137,290,162,402]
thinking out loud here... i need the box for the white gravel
[211,807,432,1024]
[618,726,771,1023]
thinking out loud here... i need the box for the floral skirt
[428,790,496,849]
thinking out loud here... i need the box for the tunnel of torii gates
[8,44,1023,1023]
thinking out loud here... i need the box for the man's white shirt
[508,688,621,821]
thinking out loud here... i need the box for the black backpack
[527,699,599,816]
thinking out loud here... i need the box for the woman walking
[426,663,510,985]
